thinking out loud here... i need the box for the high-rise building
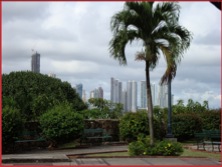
[98,87,104,99]
[75,84,83,99]
[127,81,137,112]
[90,87,104,99]
[31,52,40,73]
[110,77,122,103]
[121,90,127,112]
[141,81,147,108]
[82,90,87,102]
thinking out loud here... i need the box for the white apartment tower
[127,81,137,112]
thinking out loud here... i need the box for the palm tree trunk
[166,78,174,138]
[145,61,154,145]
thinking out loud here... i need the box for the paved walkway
[2,145,221,166]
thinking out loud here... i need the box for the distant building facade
[48,73,56,78]
[75,84,83,99]
[31,52,40,73]
[90,87,104,99]
[127,81,137,112]
[110,77,122,103]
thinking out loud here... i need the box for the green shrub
[2,106,24,153]
[172,113,202,141]
[129,135,183,156]
[198,110,221,130]
[152,140,183,156]
[39,103,84,145]
[119,111,165,142]
[128,135,151,156]
[119,111,149,142]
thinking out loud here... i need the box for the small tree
[39,103,84,147]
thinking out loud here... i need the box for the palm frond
[135,52,146,61]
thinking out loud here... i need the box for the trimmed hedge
[172,113,203,141]
[197,110,221,130]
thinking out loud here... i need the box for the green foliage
[173,99,209,113]
[2,71,87,121]
[119,111,165,142]
[197,110,221,130]
[172,113,203,141]
[151,140,184,156]
[119,111,149,142]
[81,109,110,119]
[82,98,123,119]
[129,135,183,156]
[2,106,24,152]
[39,103,84,145]
[128,135,152,156]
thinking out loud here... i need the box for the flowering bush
[152,140,183,156]
[128,135,184,156]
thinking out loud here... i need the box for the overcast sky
[2,1,221,108]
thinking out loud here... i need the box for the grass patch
[86,149,221,161]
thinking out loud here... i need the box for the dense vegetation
[2,71,87,121]
[39,103,84,146]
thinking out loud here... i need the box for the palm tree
[109,2,192,145]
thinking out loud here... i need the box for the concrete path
[2,145,221,166]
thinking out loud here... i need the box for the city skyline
[2,2,221,109]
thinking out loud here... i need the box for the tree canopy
[2,71,87,121]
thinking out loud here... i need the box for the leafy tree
[82,98,123,119]
[2,71,87,121]
[187,99,195,111]
[203,100,209,111]
[109,2,192,145]
[172,99,186,113]
[39,103,84,146]
[88,98,109,111]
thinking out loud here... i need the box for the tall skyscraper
[75,84,83,99]
[31,52,40,73]
[141,81,147,108]
[110,77,122,103]
[121,90,127,112]
[98,87,104,99]
[127,81,137,112]
[82,90,87,102]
